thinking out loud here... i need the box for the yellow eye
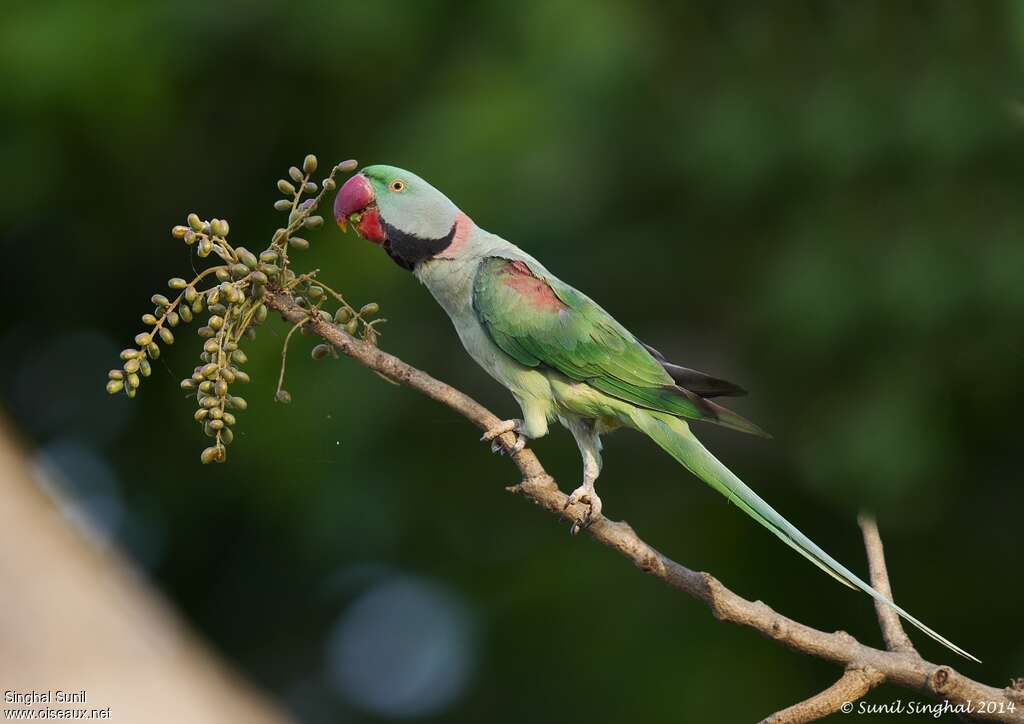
[389,179,406,193]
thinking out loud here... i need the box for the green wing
[471,256,765,436]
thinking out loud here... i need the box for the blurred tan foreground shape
[0,414,292,723]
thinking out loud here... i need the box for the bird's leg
[563,418,603,534]
[480,419,526,455]
[565,469,602,535]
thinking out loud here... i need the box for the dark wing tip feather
[706,398,772,438]
[662,362,748,398]
[641,342,668,362]
[672,385,771,438]
[640,342,748,398]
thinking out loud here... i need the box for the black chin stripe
[382,219,456,270]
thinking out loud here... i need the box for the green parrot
[334,164,977,662]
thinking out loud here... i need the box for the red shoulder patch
[500,260,566,311]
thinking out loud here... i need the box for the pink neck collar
[436,211,475,259]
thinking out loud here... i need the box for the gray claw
[563,485,601,534]
[481,420,527,455]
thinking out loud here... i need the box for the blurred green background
[2,1,1023,721]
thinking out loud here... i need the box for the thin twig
[858,514,918,655]
[761,667,885,723]
[264,289,1023,723]
[275,316,308,398]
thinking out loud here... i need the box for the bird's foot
[480,419,526,456]
[563,483,603,535]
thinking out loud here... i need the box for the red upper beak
[334,173,375,231]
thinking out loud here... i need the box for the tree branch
[761,667,885,723]
[858,514,918,655]
[265,290,1024,723]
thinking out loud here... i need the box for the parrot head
[334,165,461,270]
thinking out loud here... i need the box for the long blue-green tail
[631,408,979,663]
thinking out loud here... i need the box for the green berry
[311,344,331,360]
[200,446,223,464]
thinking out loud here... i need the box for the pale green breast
[415,252,553,402]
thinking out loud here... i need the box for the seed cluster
[106,154,385,464]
